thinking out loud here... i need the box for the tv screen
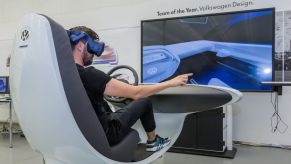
[0,76,9,94]
[141,8,274,91]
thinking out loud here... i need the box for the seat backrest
[45,15,113,156]
[10,13,113,159]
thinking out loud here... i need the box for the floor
[0,134,291,164]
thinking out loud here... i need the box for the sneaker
[146,135,171,152]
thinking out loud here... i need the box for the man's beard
[83,51,94,66]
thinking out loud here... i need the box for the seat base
[132,143,154,162]
[168,147,237,159]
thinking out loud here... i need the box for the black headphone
[67,30,105,57]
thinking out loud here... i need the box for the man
[69,26,192,152]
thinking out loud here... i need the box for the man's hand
[166,73,193,87]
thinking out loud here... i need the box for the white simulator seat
[9,13,189,164]
[10,13,242,163]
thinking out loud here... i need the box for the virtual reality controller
[67,30,105,57]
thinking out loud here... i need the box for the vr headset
[67,30,105,57]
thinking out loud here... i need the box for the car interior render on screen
[141,8,274,91]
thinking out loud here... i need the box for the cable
[270,91,288,134]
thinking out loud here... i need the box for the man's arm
[104,73,192,100]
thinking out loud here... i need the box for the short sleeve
[83,66,112,94]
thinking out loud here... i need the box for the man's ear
[75,41,85,53]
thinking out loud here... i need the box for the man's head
[69,26,99,41]
[69,26,100,66]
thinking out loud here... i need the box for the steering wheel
[104,65,139,103]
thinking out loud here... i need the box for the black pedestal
[168,109,237,158]
[168,147,237,159]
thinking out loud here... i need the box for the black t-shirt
[76,64,112,130]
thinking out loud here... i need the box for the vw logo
[20,29,29,42]
[147,67,158,75]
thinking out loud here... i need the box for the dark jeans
[106,98,156,145]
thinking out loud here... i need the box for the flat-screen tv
[0,76,9,94]
[141,8,274,91]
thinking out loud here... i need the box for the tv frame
[0,76,9,94]
[140,8,275,92]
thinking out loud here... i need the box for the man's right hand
[166,73,193,87]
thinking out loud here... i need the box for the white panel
[0,0,61,23]
[0,0,4,21]
[56,5,142,31]
[0,21,19,40]
[59,0,147,14]
[0,40,13,75]
[233,89,291,145]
